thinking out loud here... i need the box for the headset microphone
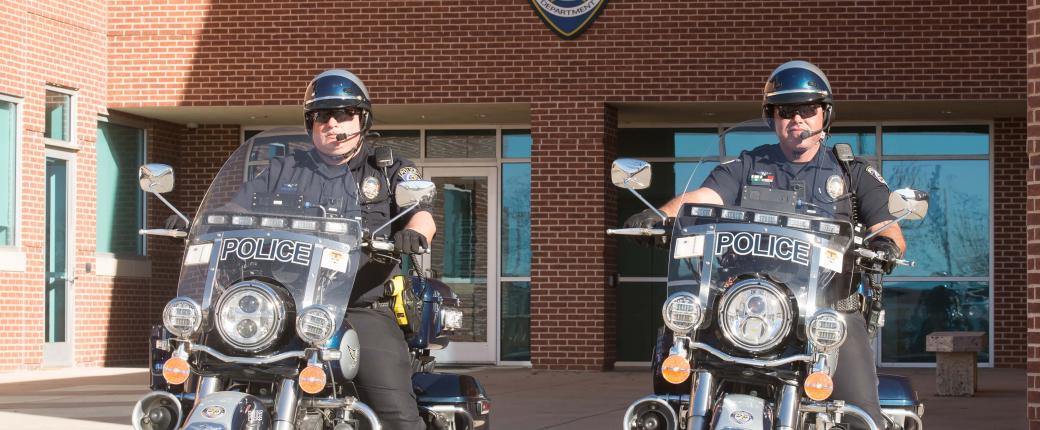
[335,131,363,141]
[798,128,824,140]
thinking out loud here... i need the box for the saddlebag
[413,372,491,430]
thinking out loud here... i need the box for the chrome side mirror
[139,163,175,194]
[888,188,929,221]
[611,159,652,190]
[371,180,437,237]
[395,180,436,208]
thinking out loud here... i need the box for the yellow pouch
[389,275,409,326]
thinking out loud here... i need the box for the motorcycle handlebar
[854,248,914,267]
[606,228,667,236]
[364,238,430,254]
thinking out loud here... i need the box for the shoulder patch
[865,165,887,186]
[398,166,421,181]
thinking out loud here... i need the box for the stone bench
[925,331,986,396]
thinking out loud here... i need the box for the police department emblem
[202,405,225,419]
[865,165,888,186]
[398,167,421,181]
[826,175,845,199]
[362,176,381,200]
[528,0,610,39]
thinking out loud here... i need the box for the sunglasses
[311,108,362,124]
[774,103,821,119]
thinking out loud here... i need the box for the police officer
[625,60,905,430]
[238,69,432,430]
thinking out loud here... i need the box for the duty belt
[834,293,864,313]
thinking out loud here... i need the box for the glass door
[422,167,498,363]
[43,150,74,366]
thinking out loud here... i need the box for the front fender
[182,391,271,430]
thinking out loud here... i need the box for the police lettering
[219,237,312,266]
[714,232,810,266]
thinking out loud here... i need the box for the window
[0,98,17,247]
[44,88,73,143]
[96,121,145,255]
[879,125,991,364]
[501,130,531,361]
[426,130,496,158]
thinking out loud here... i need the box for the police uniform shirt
[700,143,894,227]
[237,144,429,306]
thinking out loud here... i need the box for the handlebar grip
[139,228,187,238]
[894,258,915,268]
[606,228,667,236]
[368,240,395,252]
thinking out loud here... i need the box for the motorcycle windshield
[664,118,857,321]
[176,127,362,331]
[668,205,854,322]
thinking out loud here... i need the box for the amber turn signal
[804,371,834,401]
[661,354,691,384]
[298,365,327,394]
[162,357,191,385]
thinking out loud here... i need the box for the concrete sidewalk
[0,366,1024,429]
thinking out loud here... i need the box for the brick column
[1027,1,1040,425]
[529,101,618,371]
[993,118,1027,368]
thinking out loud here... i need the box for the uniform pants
[346,307,424,430]
[831,311,886,430]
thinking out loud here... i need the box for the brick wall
[107,1,1023,109]
[0,0,107,371]
[994,117,1027,368]
[530,100,617,370]
[1027,1,1040,426]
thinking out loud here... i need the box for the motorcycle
[613,120,925,430]
[130,130,490,430]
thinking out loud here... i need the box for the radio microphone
[798,128,824,140]
[335,131,363,142]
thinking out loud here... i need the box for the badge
[398,166,421,181]
[202,405,225,419]
[749,171,775,186]
[362,176,381,200]
[865,165,888,186]
[826,175,845,199]
[731,411,753,424]
[528,0,610,39]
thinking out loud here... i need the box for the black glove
[867,236,901,274]
[622,209,670,247]
[393,229,428,254]
[164,214,188,231]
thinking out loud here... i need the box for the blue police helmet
[303,69,373,133]
[762,60,834,129]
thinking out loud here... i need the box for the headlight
[807,309,847,351]
[215,281,286,352]
[440,307,463,331]
[661,292,704,334]
[296,305,336,346]
[718,279,793,352]
[162,297,202,338]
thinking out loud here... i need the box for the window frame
[0,93,25,272]
[93,115,153,277]
[876,120,994,368]
[43,85,78,150]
